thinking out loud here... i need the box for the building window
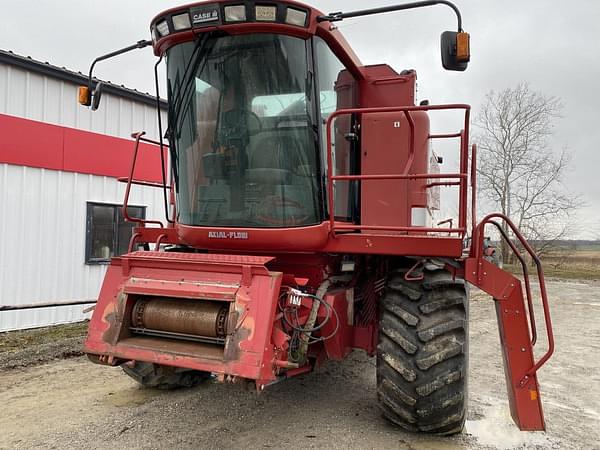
[85,202,146,264]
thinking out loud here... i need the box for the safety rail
[325,104,471,237]
[472,213,555,384]
[120,132,170,229]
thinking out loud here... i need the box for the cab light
[255,5,277,21]
[285,8,307,27]
[172,13,192,30]
[151,25,159,42]
[156,20,170,37]
[224,5,247,22]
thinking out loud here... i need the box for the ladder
[464,213,554,431]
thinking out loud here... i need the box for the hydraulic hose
[295,279,331,365]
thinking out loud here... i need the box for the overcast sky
[1,1,599,238]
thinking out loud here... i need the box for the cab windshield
[167,33,321,228]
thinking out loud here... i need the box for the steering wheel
[256,196,310,226]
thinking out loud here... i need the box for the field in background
[505,241,600,280]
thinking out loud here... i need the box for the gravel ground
[0,279,599,450]
[0,335,83,370]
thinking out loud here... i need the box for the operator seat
[246,127,315,184]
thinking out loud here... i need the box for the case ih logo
[208,231,249,240]
[192,9,219,24]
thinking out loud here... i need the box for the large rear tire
[122,362,211,390]
[376,267,468,435]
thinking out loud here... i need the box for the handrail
[472,213,554,383]
[430,132,462,139]
[122,132,164,228]
[117,177,168,189]
[334,224,464,233]
[325,103,471,237]
[127,231,143,253]
[331,173,467,181]
[437,218,454,236]
[155,233,168,250]
[135,135,170,148]
[486,220,537,346]
[470,144,477,237]
[459,127,469,230]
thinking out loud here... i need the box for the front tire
[122,362,211,389]
[376,267,468,435]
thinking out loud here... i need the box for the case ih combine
[79,0,554,434]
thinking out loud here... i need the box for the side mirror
[441,31,470,71]
[77,39,152,111]
[91,82,104,111]
[78,82,104,110]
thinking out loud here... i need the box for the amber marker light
[78,86,91,106]
[456,32,470,62]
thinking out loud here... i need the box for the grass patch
[0,322,88,353]
[504,263,600,281]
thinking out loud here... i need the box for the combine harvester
[79,0,554,434]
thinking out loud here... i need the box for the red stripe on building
[0,113,165,183]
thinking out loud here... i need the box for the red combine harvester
[79,0,554,434]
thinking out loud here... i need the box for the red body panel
[319,289,354,360]
[361,111,429,229]
[84,251,284,383]
[360,65,416,107]
[175,223,465,257]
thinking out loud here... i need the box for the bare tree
[475,83,582,262]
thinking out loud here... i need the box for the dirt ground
[1,279,599,450]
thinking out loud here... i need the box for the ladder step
[466,258,545,431]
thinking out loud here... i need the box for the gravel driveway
[1,279,598,449]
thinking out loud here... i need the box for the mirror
[91,82,105,111]
[441,31,470,71]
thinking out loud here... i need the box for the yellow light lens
[456,32,470,62]
[255,5,276,21]
[78,86,91,106]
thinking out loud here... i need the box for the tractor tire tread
[376,266,468,435]
[122,362,211,390]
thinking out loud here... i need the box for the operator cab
[151,2,374,230]
[169,33,328,228]
[79,0,470,243]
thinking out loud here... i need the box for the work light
[285,8,307,26]
[255,5,277,21]
[172,13,192,30]
[156,20,170,37]
[224,5,246,22]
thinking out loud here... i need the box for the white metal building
[0,49,168,332]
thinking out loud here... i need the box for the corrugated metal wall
[0,165,164,331]
[0,58,169,331]
[0,61,165,141]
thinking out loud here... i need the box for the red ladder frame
[464,213,555,431]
